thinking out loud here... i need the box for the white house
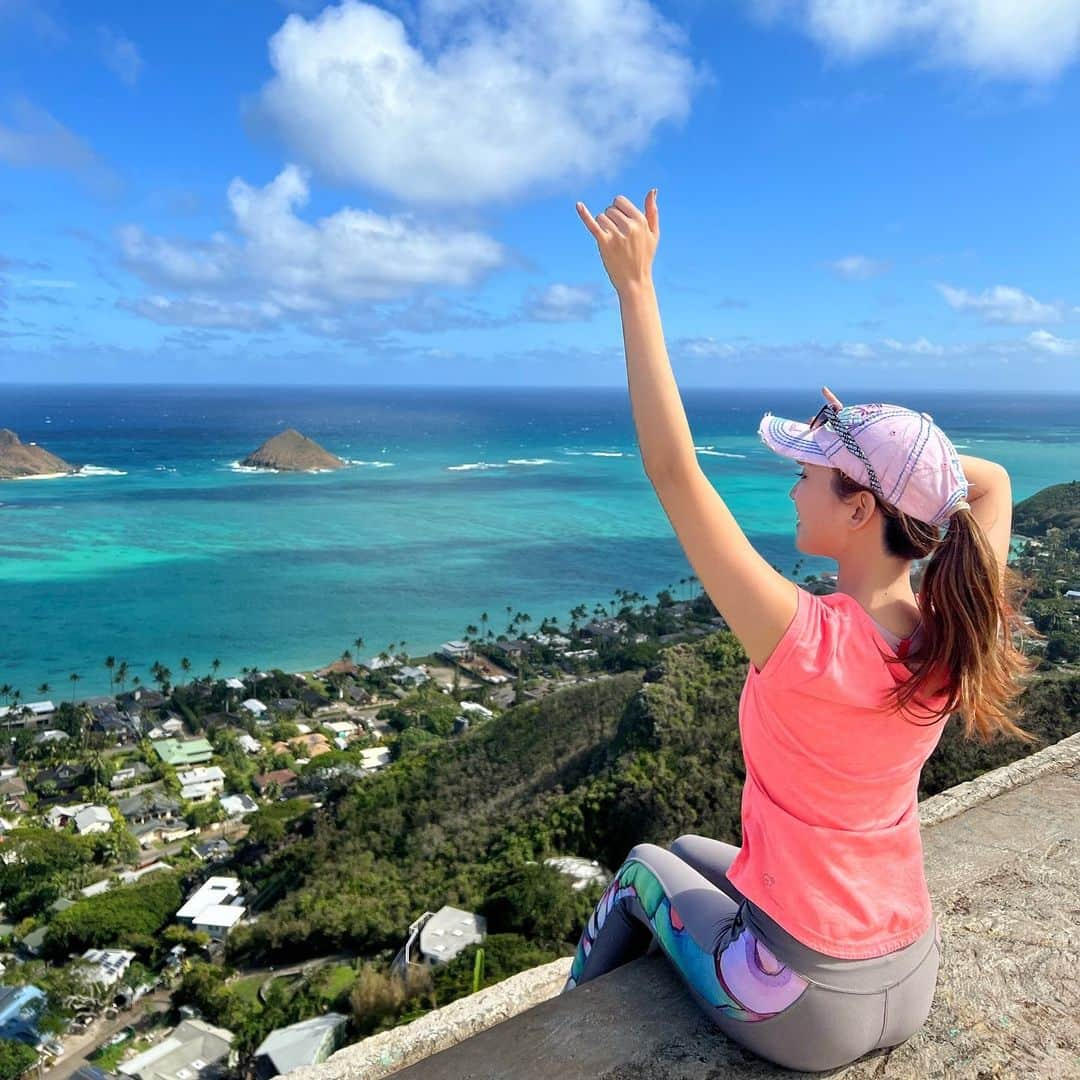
[438,641,473,661]
[192,903,245,941]
[242,699,268,717]
[178,765,225,803]
[458,701,495,720]
[220,793,258,818]
[73,805,114,835]
[360,747,392,772]
[45,803,88,829]
[414,906,486,965]
[237,733,262,754]
[78,948,136,987]
[225,678,245,691]
[177,876,243,924]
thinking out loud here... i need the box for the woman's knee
[625,841,666,865]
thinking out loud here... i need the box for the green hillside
[231,628,1078,968]
[1014,479,1080,537]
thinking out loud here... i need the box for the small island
[0,428,78,479]
[240,429,346,472]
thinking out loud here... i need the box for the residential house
[177,766,225,803]
[0,775,28,813]
[359,747,391,772]
[110,762,152,789]
[253,769,298,797]
[253,1013,348,1080]
[219,794,258,818]
[458,701,495,720]
[46,802,89,829]
[236,733,262,754]
[33,729,69,746]
[151,738,214,767]
[118,791,181,824]
[73,805,114,835]
[241,699,267,718]
[390,665,429,686]
[131,819,193,849]
[395,906,486,972]
[177,877,245,941]
[435,641,471,663]
[118,1019,234,1080]
[17,927,48,958]
[33,762,87,794]
[77,949,136,988]
[544,855,611,892]
[0,700,54,729]
[0,984,46,1045]
[194,839,232,863]
[176,877,242,924]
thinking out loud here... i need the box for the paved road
[42,990,171,1080]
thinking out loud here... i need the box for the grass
[231,974,264,1004]
[316,964,356,1004]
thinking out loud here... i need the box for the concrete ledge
[295,733,1080,1078]
[287,958,570,1080]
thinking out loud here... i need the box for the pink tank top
[726,586,950,959]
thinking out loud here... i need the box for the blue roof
[0,985,46,1044]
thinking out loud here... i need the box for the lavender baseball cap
[758,402,970,527]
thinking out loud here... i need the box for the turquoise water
[1,385,1077,698]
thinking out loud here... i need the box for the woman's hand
[576,190,659,295]
[808,386,844,425]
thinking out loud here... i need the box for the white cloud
[882,336,946,356]
[753,1,1080,81]
[258,0,697,204]
[677,337,739,359]
[98,27,144,86]
[0,98,120,195]
[825,254,891,280]
[522,283,600,323]
[1028,329,1080,357]
[118,165,507,330]
[937,283,1067,325]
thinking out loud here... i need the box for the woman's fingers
[576,202,609,242]
[644,189,659,235]
[602,204,635,235]
[613,194,647,225]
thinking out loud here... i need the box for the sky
[2,0,1080,390]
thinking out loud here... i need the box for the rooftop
[291,731,1080,1080]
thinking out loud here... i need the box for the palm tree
[155,666,172,694]
[0,684,10,706]
[180,657,192,686]
[37,682,50,698]
[211,658,221,681]
[115,661,128,693]
[131,674,141,690]
[69,672,82,703]
[104,656,116,691]
[353,636,365,653]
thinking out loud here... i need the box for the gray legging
[563,834,940,1073]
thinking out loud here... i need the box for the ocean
[1,384,1077,699]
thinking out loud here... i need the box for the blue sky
[2,0,1080,389]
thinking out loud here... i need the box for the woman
[563,190,1039,1072]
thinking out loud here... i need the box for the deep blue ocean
[1,385,1077,698]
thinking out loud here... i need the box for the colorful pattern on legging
[566,858,809,1022]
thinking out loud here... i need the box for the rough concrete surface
[292,733,1080,1079]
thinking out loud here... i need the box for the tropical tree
[211,658,221,679]
[104,656,116,691]
[37,682,50,698]
[0,684,10,705]
[68,672,82,703]
[115,661,129,693]
[180,657,192,686]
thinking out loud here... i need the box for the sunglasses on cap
[807,402,885,500]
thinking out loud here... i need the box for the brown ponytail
[830,471,1043,744]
